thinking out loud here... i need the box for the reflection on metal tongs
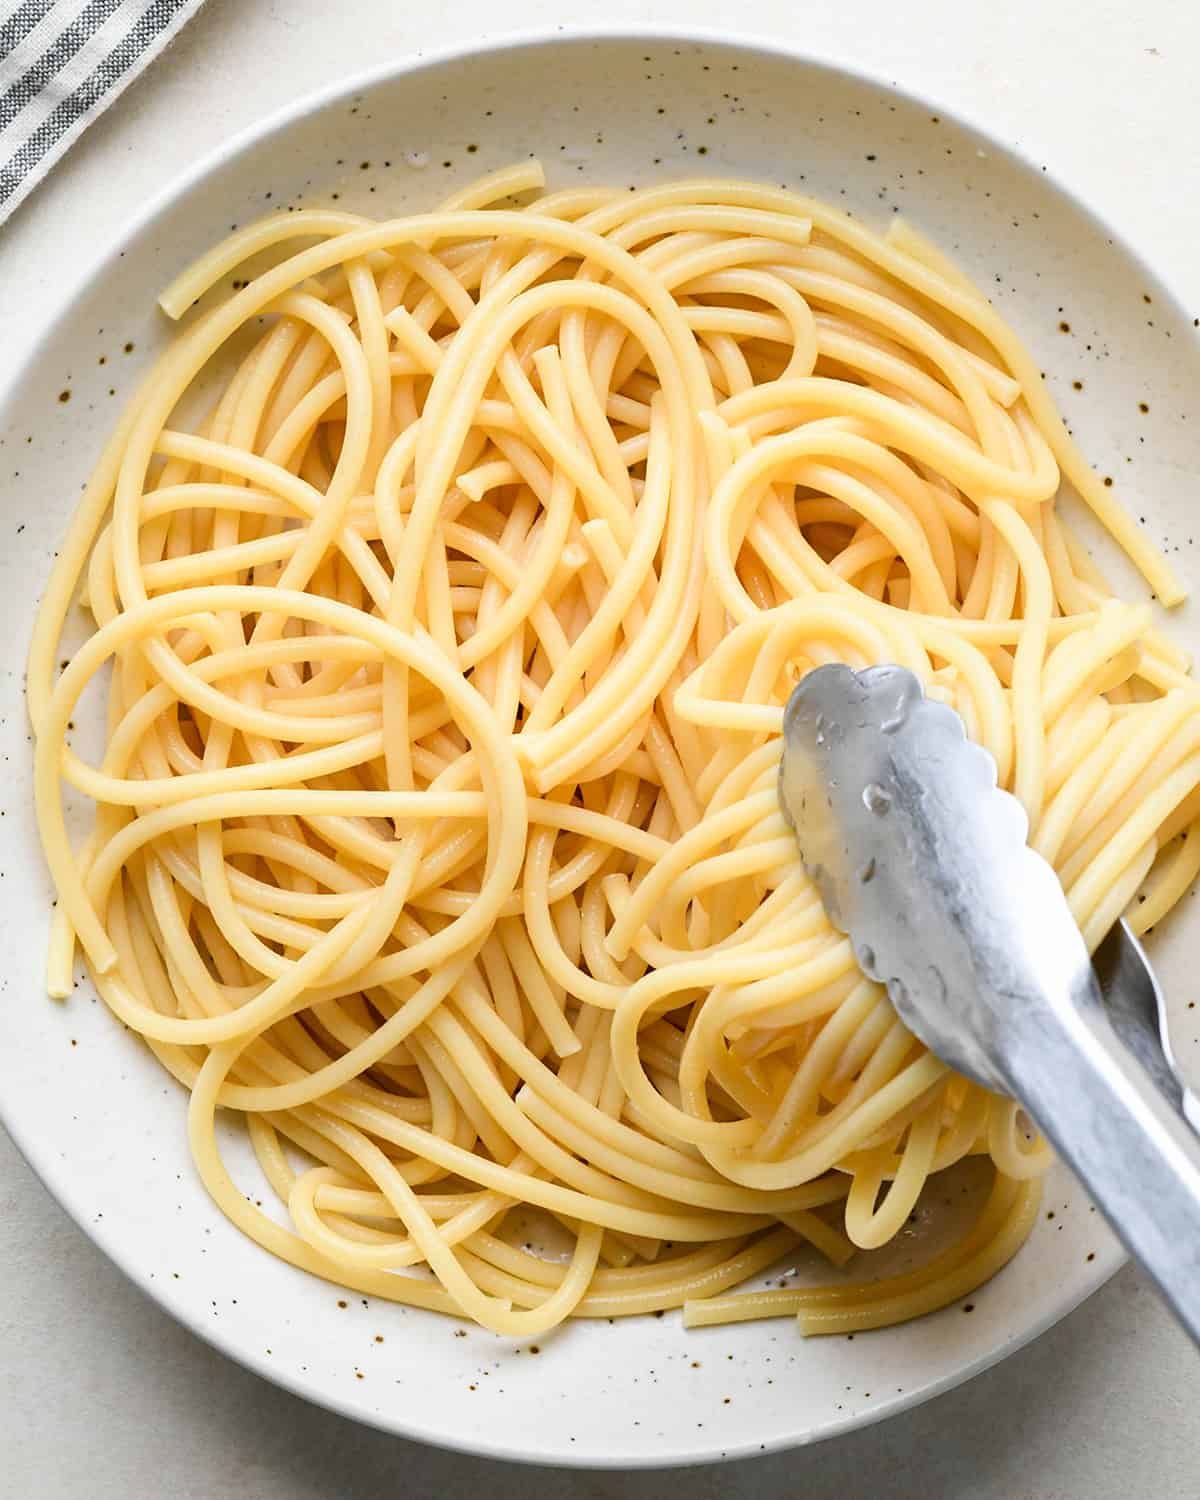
[779,663,1200,1346]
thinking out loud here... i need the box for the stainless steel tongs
[779,663,1200,1346]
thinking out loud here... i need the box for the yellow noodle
[29,166,1200,1340]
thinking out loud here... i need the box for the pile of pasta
[30,162,1200,1336]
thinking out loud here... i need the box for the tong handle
[1003,982,1200,1347]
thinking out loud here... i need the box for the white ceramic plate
[3,29,1200,1470]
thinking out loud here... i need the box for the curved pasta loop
[29,165,1200,1338]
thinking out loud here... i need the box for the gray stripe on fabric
[0,0,124,130]
[0,0,190,204]
[0,0,59,63]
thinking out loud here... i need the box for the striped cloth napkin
[0,0,207,227]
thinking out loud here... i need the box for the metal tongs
[779,664,1200,1345]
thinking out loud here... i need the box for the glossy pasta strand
[29,167,1200,1337]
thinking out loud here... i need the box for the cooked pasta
[28,162,1200,1337]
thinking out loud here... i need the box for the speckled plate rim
[4,23,1181,1468]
